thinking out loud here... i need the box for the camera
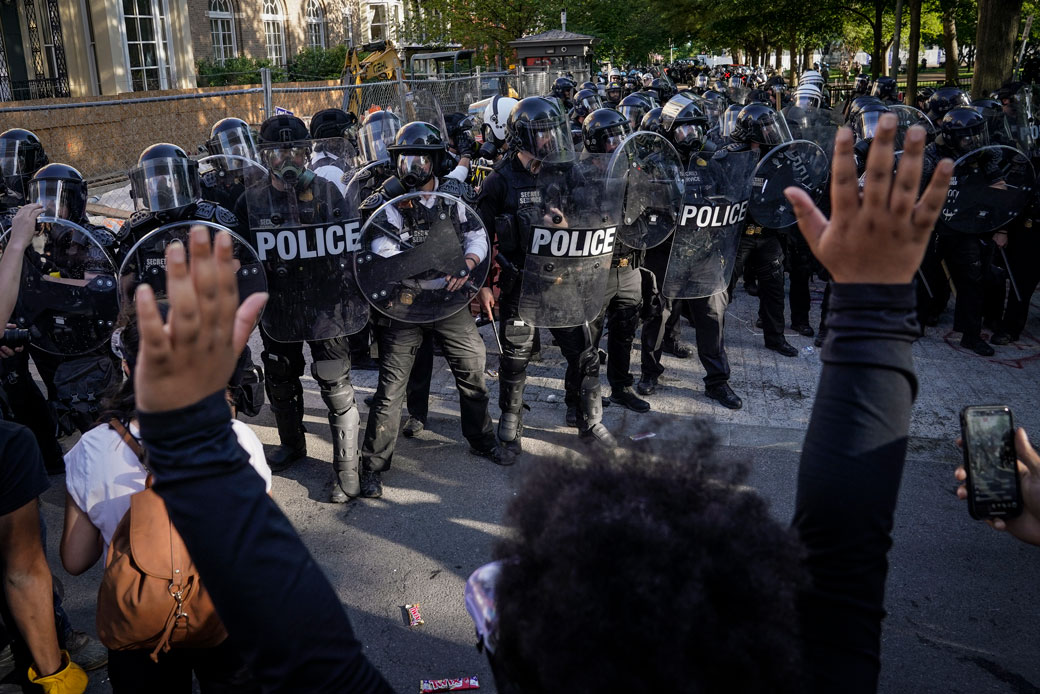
[0,328,30,349]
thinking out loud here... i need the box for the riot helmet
[550,76,577,104]
[507,96,575,163]
[731,104,793,148]
[582,108,632,154]
[257,114,314,189]
[661,97,710,156]
[694,74,709,91]
[205,117,259,172]
[650,78,676,104]
[799,70,825,88]
[29,163,87,223]
[854,74,871,95]
[310,108,359,140]
[605,82,623,104]
[581,81,597,92]
[482,95,519,148]
[387,121,445,189]
[871,77,898,101]
[618,94,653,132]
[699,90,726,124]
[728,76,744,91]
[939,107,989,156]
[572,88,605,119]
[925,87,971,123]
[640,107,665,134]
[0,128,48,202]
[357,110,404,164]
[846,95,884,125]
[128,143,201,214]
[791,84,824,109]
[852,102,892,141]
[972,97,1013,145]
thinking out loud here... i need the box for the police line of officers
[1,63,1035,504]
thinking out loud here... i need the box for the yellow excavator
[341,40,406,117]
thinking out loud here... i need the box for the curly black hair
[492,421,806,693]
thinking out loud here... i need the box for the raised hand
[784,114,953,284]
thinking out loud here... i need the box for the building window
[262,0,287,66]
[306,0,325,49]
[369,3,386,42]
[123,0,174,91]
[208,0,236,63]
[37,3,57,79]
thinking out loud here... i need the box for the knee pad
[501,320,535,356]
[311,359,356,415]
[578,346,600,377]
[265,377,302,405]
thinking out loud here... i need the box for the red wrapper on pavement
[419,676,479,692]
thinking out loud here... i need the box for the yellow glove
[27,650,88,694]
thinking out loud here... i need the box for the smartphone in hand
[961,405,1023,520]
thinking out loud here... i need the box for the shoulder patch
[201,171,218,188]
[215,205,238,228]
[194,201,216,221]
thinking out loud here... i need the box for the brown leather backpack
[95,419,227,661]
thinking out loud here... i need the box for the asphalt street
[37,277,1040,693]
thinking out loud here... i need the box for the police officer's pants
[784,228,814,328]
[259,328,356,423]
[999,227,1040,338]
[938,233,993,342]
[732,231,786,347]
[361,310,495,473]
[566,264,641,401]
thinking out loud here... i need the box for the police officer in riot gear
[619,94,653,133]
[236,114,361,501]
[476,96,618,455]
[924,86,972,124]
[639,97,740,408]
[725,104,798,357]
[0,128,48,209]
[605,82,623,106]
[309,108,360,194]
[480,95,519,162]
[201,117,260,209]
[550,76,578,111]
[572,108,649,416]
[871,76,901,105]
[357,121,502,497]
[923,106,1003,355]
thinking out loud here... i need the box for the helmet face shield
[756,112,794,145]
[793,92,822,109]
[672,122,705,149]
[578,92,604,114]
[128,157,200,213]
[29,179,85,222]
[620,104,648,132]
[951,127,988,155]
[720,107,740,137]
[0,140,29,200]
[211,126,259,169]
[396,153,434,188]
[854,110,886,141]
[358,113,403,163]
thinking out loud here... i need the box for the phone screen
[963,406,1020,517]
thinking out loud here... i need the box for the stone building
[0,0,406,101]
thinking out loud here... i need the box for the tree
[907,0,922,98]
[972,0,1023,97]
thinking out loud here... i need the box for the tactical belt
[744,225,764,236]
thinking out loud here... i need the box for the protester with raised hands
[131,227,392,693]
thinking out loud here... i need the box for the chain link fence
[0,65,591,210]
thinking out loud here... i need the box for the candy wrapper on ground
[419,676,479,692]
[406,603,424,627]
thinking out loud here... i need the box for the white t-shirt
[65,419,272,555]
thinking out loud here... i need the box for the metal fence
[0,65,592,197]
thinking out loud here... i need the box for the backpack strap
[109,418,145,461]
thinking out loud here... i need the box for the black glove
[455,130,477,159]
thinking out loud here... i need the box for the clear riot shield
[345,160,394,203]
[2,218,119,355]
[1013,84,1038,157]
[748,140,830,229]
[354,191,490,324]
[242,167,369,342]
[605,132,684,250]
[404,88,447,134]
[307,137,359,193]
[940,145,1036,234]
[197,155,268,210]
[783,105,843,156]
[516,155,623,327]
[889,105,936,148]
[661,150,757,299]
[118,220,266,308]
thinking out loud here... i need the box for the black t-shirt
[0,420,49,516]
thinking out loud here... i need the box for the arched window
[305,0,326,50]
[261,0,287,66]
[208,0,236,64]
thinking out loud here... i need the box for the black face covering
[397,153,435,189]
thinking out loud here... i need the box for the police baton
[999,245,1022,303]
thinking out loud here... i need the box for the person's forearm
[793,282,919,694]
[0,237,28,327]
[5,553,62,676]
[140,392,392,693]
